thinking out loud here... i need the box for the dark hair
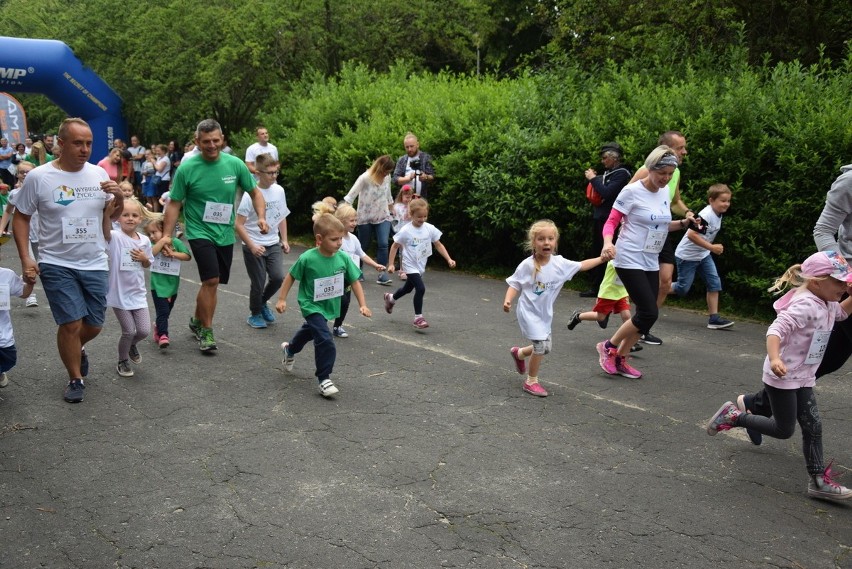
[195,119,222,138]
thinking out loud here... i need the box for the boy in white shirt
[0,266,34,387]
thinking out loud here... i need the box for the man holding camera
[393,132,435,198]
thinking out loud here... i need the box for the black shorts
[658,231,679,265]
[189,239,234,284]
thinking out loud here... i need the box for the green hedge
[252,56,852,312]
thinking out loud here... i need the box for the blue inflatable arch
[0,36,126,162]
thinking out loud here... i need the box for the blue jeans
[673,255,721,296]
[356,221,391,267]
[151,291,177,336]
[287,312,335,381]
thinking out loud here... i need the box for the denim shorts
[39,263,109,326]
[674,255,722,295]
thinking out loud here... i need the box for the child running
[235,152,291,329]
[0,264,34,388]
[706,251,852,501]
[384,198,456,329]
[504,219,609,397]
[146,217,191,348]
[670,184,735,329]
[333,202,385,337]
[106,197,155,377]
[277,206,371,397]
[0,162,38,307]
[391,184,414,280]
[113,181,135,230]
[566,260,638,353]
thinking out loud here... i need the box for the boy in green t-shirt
[276,211,371,397]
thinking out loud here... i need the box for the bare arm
[249,188,268,234]
[12,212,37,282]
[503,285,520,312]
[275,273,296,313]
[433,240,456,268]
[387,242,400,273]
[0,203,16,234]
[350,280,372,318]
[360,253,385,272]
[235,214,263,257]
[161,199,182,244]
[278,218,290,253]
[686,229,723,254]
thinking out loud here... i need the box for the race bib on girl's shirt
[151,255,181,276]
[804,330,831,365]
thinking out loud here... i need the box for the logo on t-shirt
[53,185,76,206]
[222,175,236,184]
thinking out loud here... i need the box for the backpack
[585,182,603,207]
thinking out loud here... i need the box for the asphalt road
[1,243,849,569]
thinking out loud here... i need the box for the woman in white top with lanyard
[596,146,696,379]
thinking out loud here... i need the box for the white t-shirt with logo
[8,188,39,243]
[14,162,111,270]
[393,222,443,275]
[236,184,289,247]
[106,230,153,310]
[506,255,582,340]
[612,180,673,271]
[340,232,366,268]
[675,204,723,261]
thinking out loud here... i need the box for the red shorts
[592,297,630,315]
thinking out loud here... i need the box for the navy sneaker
[80,349,89,378]
[707,315,735,330]
[639,332,663,345]
[63,379,85,403]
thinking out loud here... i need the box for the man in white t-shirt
[244,126,279,177]
[13,118,123,404]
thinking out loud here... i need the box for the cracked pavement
[1,244,850,568]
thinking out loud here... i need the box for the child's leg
[391,277,415,301]
[113,308,136,361]
[406,273,426,314]
[152,291,173,336]
[303,312,335,381]
[671,258,697,297]
[0,344,18,375]
[262,247,286,306]
[706,291,720,315]
[795,387,824,475]
[242,245,266,316]
[579,310,600,322]
[618,309,632,323]
[129,308,151,347]
[333,290,352,328]
[286,321,315,355]
[737,384,798,439]
[699,257,723,314]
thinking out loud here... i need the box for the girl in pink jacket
[705,251,852,502]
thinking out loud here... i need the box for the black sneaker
[566,310,582,330]
[598,313,610,329]
[63,379,85,403]
[639,332,663,345]
[80,349,89,378]
[128,344,141,364]
[629,343,643,353]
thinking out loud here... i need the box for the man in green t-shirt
[161,118,268,352]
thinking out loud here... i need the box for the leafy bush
[259,54,852,310]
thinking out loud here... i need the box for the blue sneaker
[80,348,89,378]
[261,303,276,323]
[63,379,85,403]
[707,315,735,329]
[247,314,267,329]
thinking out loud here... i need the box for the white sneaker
[319,379,339,397]
[25,294,37,307]
[281,342,295,372]
[0,372,8,387]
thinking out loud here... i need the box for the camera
[409,157,421,172]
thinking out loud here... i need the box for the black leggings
[333,290,351,328]
[738,385,823,475]
[614,267,659,334]
[393,272,425,314]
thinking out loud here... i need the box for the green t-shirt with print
[169,152,256,246]
[290,248,361,321]
[150,237,190,298]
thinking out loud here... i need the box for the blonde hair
[767,263,827,295]
[121,197,161,224]
[312,200,335,218]
[118,180,134,194]
[644,145,677,171]
[368,155,395,185]
[525,219,560,277]
[335,202,356,221]
[313,212,344,237]
[408,197,429,216]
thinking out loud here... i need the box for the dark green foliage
[265,56,852,309]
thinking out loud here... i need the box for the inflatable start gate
[0,36,126,162]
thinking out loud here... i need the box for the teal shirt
[291,248,361,320]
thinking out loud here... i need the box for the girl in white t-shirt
[106,198,154,377]
[332,202,386,337]
[503,219,608,397]
[384,198,456,329]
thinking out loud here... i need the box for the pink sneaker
[706,401,741,435]
[615,355,642,379]
[523,381,549,397]
[413,316,429,329]
[383,293,395,314]
[510,346,526,374]
[158,334,170,349]
[596,341,617,375]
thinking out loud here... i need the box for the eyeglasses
[260,169,279,175]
